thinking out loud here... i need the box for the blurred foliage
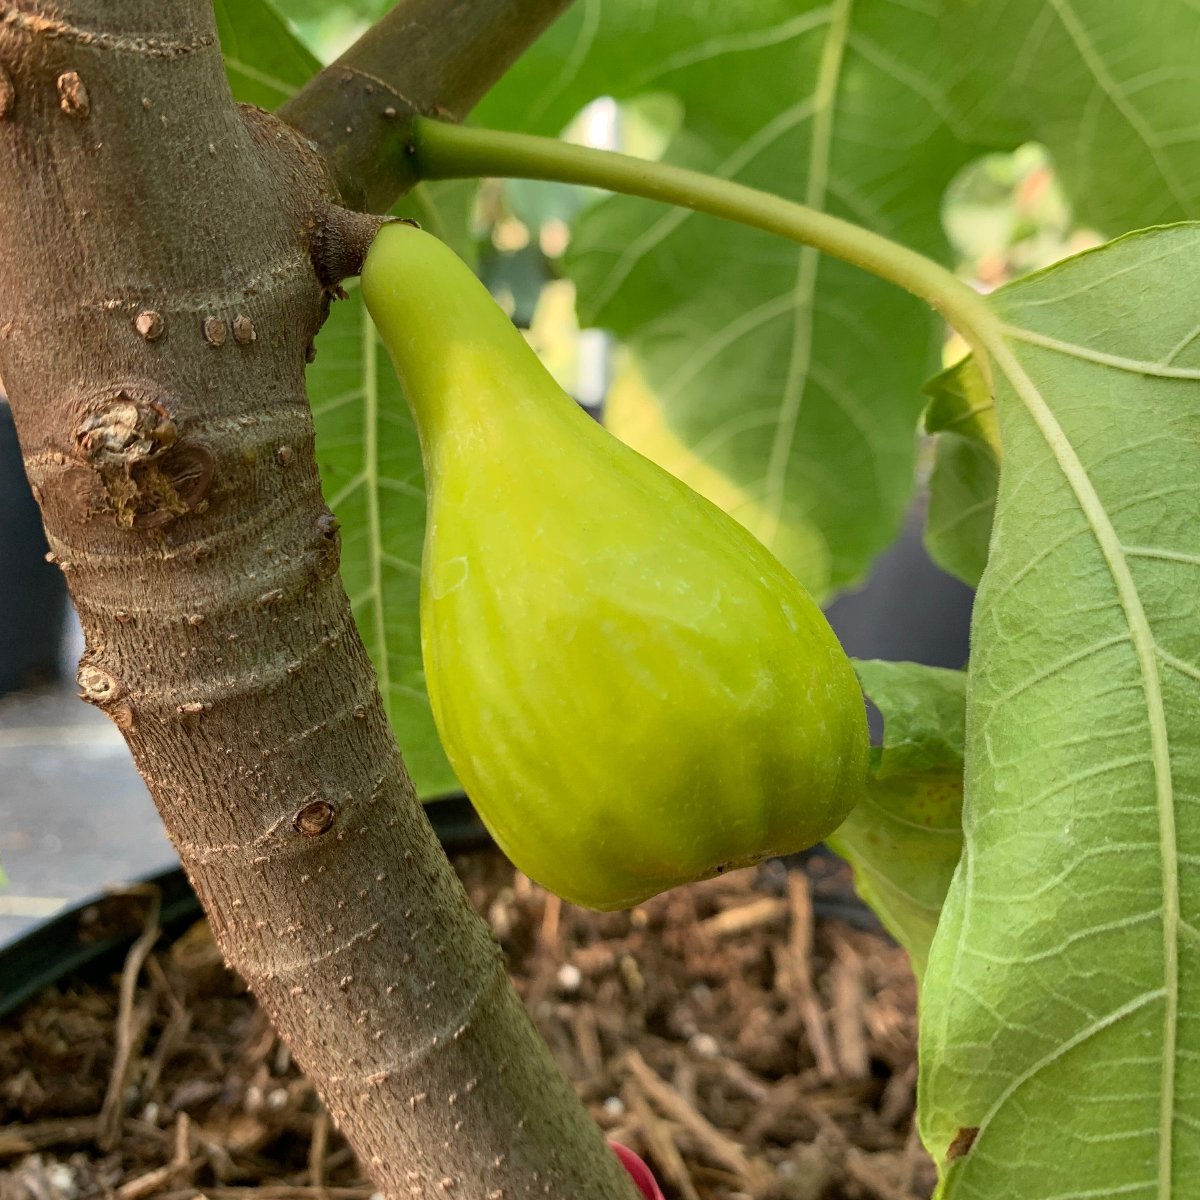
[929,143,1100,586]
[944,142,1101,294]
[279,0,392,63]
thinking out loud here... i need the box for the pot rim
[0,793,488,1019]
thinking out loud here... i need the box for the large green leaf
[829,660,966,982]
[919,225,1200,1196]
[480,1,985,597]
[213,0,319,109]
[924,356,1000,588]
[925,1,1200,585]
[940,0,1200,234]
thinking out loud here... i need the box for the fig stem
[409,117,1000,381]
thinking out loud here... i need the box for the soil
[0,849,933,1200]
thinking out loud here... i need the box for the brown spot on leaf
[232,314,255,345]
[946,1126,979,1161]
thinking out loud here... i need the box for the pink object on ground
[609,1141,665,1199]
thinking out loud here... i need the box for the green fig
[360,223,868,911]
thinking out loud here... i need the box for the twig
[172,1112,192,1168]
[778,873,838,1080]
[715,1056,770,1104]
[98,886,162,1150]
[278,0,573,212]
[571,1003,605,1078]
[622,1079,702,1200]
[117,1122,201,1200]
[879,1060,917,1128]
[140,954,193,1098]
[191,1122,238,1182]
[0,1116,100,1158]
[624,1050,763,1183]
[308,1108,331,1189]
[164,1188,378,1199]
[699,897,788,938]
[829,938,871,1081]
[540,890,562,950]
[672,1057,699,1111]
[115,1155,204,1200]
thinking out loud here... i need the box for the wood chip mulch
[0,849,934,1200]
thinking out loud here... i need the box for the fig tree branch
[279,0,575,213]
[0,1,636,1196]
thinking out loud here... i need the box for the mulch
[0,849,933,1200]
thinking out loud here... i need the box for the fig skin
[361,223,868,911]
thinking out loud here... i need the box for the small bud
[202,316,227,346]
[135,310,164,341]
[57,71,89,118]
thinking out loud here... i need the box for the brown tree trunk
[0,2,636,1196]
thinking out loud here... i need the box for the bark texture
[0,1,634,1196]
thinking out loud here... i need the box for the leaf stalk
[409,117,1001,375]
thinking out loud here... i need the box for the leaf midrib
[759,0,854,547]
[1045,0,1191,214]
[1002,325,1200,379]
[958,328,1180,1198]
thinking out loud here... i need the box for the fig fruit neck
[407,332,571,464]
[359,223,573,460]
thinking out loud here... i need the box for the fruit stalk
[408,116,998,377]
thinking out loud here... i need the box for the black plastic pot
[0,790,890,1023]
[824,497,972,672]
[0,398,70,693]
[0,795,491,1020]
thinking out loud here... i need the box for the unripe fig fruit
[361,223,867,911]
